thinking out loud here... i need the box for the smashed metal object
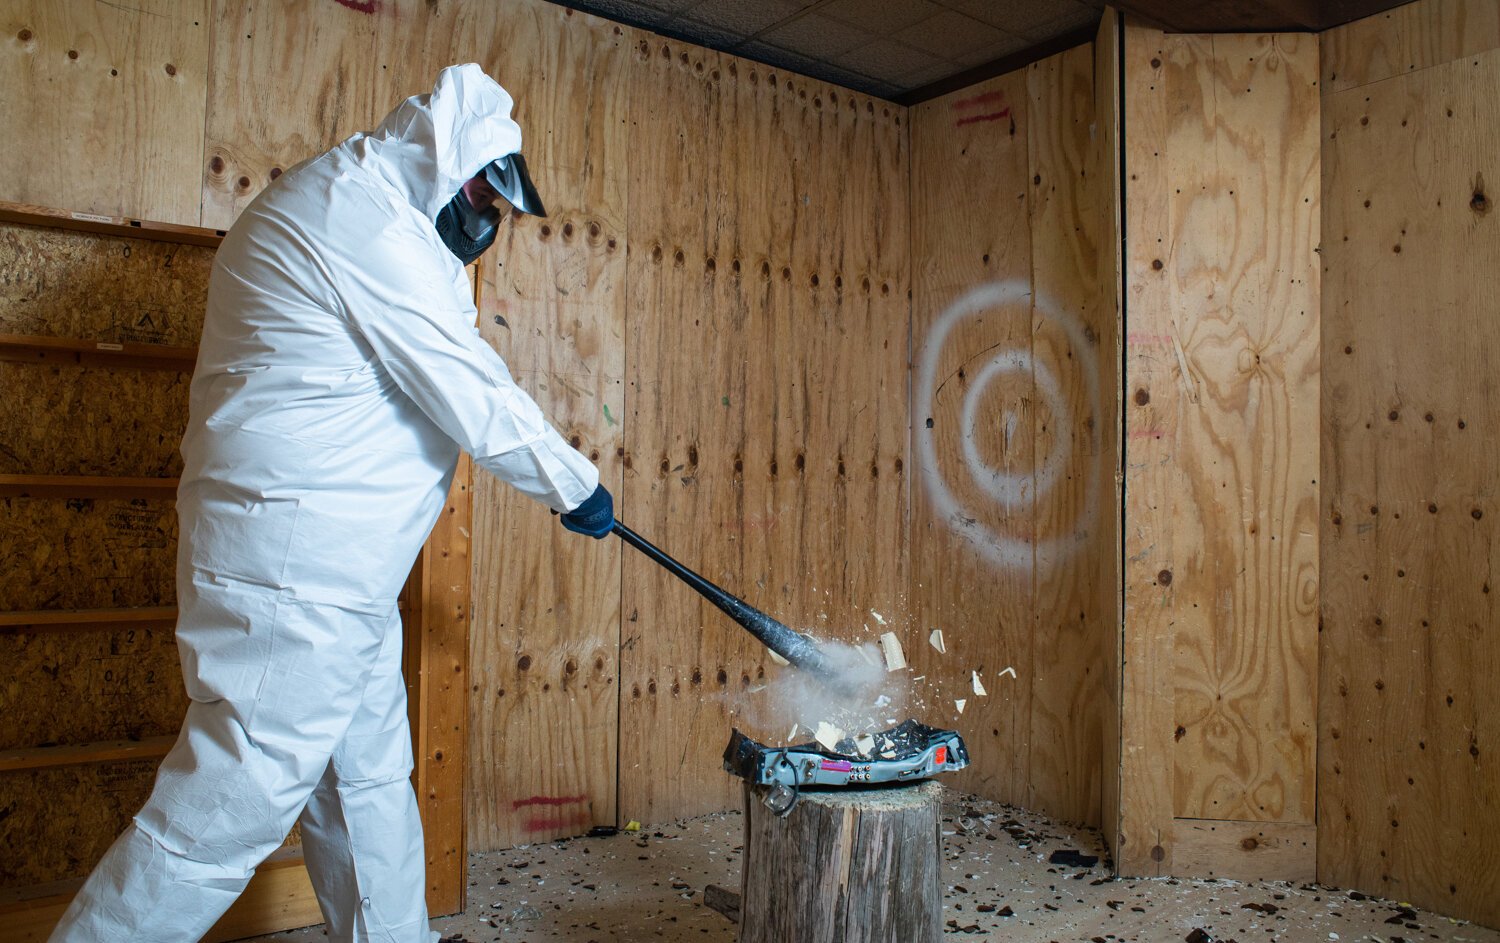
[723,719,970,807]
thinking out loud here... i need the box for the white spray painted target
[913,279,1101,571]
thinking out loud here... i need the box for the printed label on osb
[116,307,174,345]
[105,503,171,549]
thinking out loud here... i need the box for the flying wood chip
[880,632,907,671]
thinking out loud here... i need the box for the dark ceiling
[545,0,1414,103]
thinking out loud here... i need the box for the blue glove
[559,483,614,539]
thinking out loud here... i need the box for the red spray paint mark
[955,109,1011,127]
[512,794,588,809]
[331,0,379,13]
[951,90,1007,110]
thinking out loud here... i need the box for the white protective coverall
[49,64,598,943]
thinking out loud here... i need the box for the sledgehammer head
[744,612,869,698]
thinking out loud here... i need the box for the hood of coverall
[359,63,525,225]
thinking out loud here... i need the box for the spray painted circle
[913,279,1100,571]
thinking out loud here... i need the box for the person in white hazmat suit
[49,64,613,943]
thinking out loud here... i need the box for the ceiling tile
[939,0,1095,37]
[576,0,676,26]
[897,59,963,88]
[953,31,1033,67]
[670,15,749,48]
[821,0,946,33]
[1017,4,1102,41]
[830,38,946,81]
[761,13,877,60]
[680,0,808,34]
[900,9,1019,59]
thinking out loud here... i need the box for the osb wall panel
[1121,25,1320,880]
[0,1,209,226]
[0,625,185,748]
[465,4,629,852]
[908,43,1115,827]
[0,222,212,345]
[0,498,177,611]
[620,42,909,825]
[0,367,189,477]
[1320,4,1500,925]
[0,761,157,886]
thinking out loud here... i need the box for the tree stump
[738,780,943,943]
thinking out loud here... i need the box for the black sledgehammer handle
[611,520,849,688]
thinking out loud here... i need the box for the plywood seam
[1321,51,1495,97]
[1109,6,1128,861]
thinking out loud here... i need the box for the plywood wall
[5,0,1119,861]
[619,42,910,825]
[0,1,209,225]
[1120,25,1321,880]
[466,7,630,850]
[1319,0,1500,926]
[908,40,1117,827]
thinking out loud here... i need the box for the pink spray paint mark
[951,90,1007,110]
[512,794,588,810]
[330,0,379,14]
[955,109,1011,127]
[522,810,593,832]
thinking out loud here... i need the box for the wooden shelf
[0,847,317,943]
[0,333,197,371]
[0,735,176,773]
[0,474,180,499]
[0,607,177,629]
[0,200,225,248]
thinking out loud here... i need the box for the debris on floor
[242,794,1500,943]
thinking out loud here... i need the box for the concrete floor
[248,793,1500,942]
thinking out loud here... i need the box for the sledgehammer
[611,520,859,695]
